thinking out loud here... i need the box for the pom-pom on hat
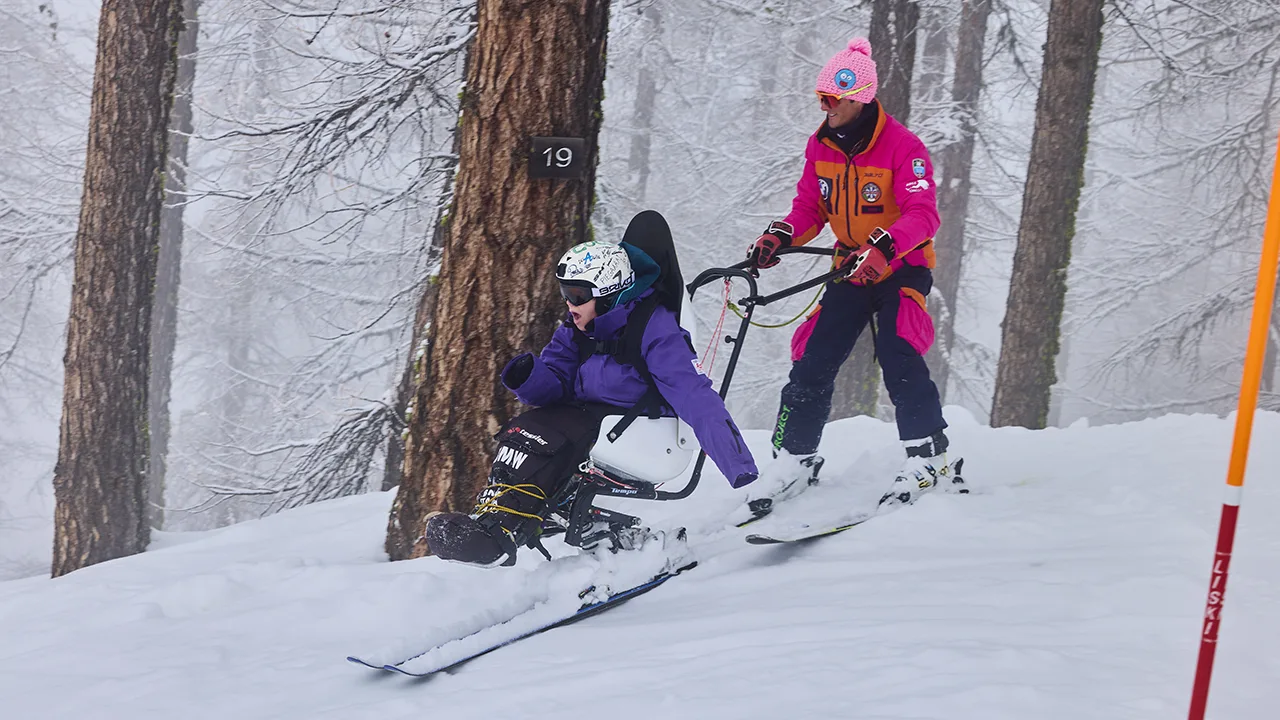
[815,37,878,103]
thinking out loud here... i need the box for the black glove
[747,221,794,269]
[502,353,535,389]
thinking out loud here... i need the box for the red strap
[697,279,731,376]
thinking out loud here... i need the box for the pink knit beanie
[815,37,878,103]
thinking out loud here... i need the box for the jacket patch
[905,179,930,193]
[861,182,882,203]
[818,175,837,214]
[912,158,926,178]
[861,205,884,214]
[818,176,833,202]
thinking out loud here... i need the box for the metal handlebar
[685,265,758,297]
[723,244,839,273]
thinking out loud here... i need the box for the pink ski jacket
[783,110,940,277]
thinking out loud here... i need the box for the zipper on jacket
[727,417,747,450]
[845,157,858,246]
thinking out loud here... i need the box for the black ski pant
[772,265,946,456]
[475,402,618,539]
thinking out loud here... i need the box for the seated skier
[425,211,758,567]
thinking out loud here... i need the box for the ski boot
[423,512,511,567]
[877,431,967,510]
[424,468,550,567]
[744,452,825,522]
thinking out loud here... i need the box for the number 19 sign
[529,137,587,179]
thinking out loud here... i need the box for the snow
[2,410,1278,719]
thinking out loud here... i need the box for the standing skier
[747,36,965,508]
[427,211,758,567]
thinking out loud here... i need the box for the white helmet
[556,241,634,310]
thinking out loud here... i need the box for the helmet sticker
[555,242,635,295]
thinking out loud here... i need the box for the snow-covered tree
[162,0,471,527]
[52,0,183,576]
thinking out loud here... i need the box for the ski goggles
[817,84,874,108]
[558,281,597,306]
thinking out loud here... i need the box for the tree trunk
[829,1,921,421]
[53,0,181,577]
[381,31,476,495]
[386,0,610,561]
[1047,326,1070,426]
[929,0,993,402]
[1268,236,1280,395]
[868,0,920,125]
[148,0,199,531]
[990,0,1104,429]
[628,3,660,204]
[381,243,446,494]
[914,4,950,108]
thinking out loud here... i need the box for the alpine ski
[744,513,875,544]
[348,561,695,677]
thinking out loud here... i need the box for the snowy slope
[2,410,1278,720]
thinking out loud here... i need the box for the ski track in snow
[1,409,1278,719]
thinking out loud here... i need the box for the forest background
[2,0,1276,578]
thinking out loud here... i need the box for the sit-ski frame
[541,246,843,552]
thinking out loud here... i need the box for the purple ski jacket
[501,291,758,487]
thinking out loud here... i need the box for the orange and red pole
[1187,126,1280,720]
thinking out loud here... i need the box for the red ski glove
[747,221,794,270]
[843,228,895,285]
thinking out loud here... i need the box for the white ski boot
[745,451,825,520]
[878,432,967,510]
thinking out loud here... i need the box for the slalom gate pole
[1187,126,1280,720]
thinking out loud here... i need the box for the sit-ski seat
[583,210,705,486]
[589,310,701,483]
